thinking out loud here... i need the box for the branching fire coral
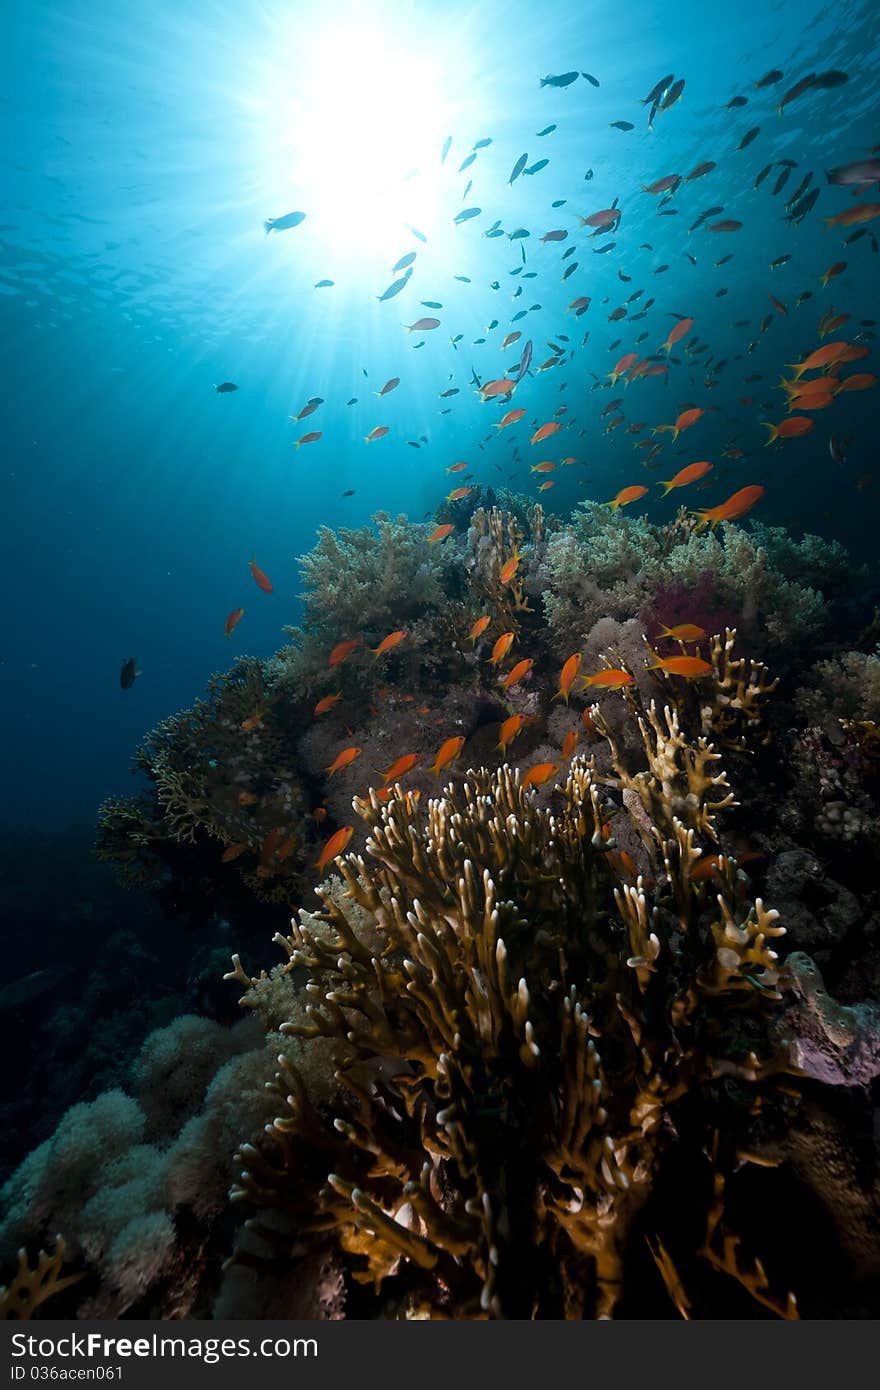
[228,687,799,1319]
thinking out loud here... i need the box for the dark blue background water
[2,0,878,830]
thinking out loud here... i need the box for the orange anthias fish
[823,203,880,228]
[657,623,706,642]
[836,373,877,393]
[430,735,465,775]
[820,261,847,288]
[249,558,273,593]
[609,351,639,385]
[561,729,580,760]
[314,693,342,716]
[296,431,323,447]
[495,407,527,430]
[521,762,560,791]
[237,791,258,806]
[581,669,635,689]
[764,416,814,444]
[221,842,248,863]
[327,746,362,777]
[489,632,515,665]
[538,480,555,492]
[647,653,713,678]
[499,551,521,583]
[502,331,522,349]
[693,484,765,527]
[428,523,455,543]
[381,753,420,784]
[468,615,491,642]
[654,407,704,441]
[315,826,354,874]
[224,606,244,637]
[329,637,361,667]
[240,712,264,732]
[480,377,517,400]
[497,713,528,755]
[658,460,713,495]
[371,629,407,660]
[605,485,648,510]
[446,461,469,472]
[499,658,534,690]
[786,341,851,380]
[661,317,694,355]
[365,425,390,443]
[530,460,556,473]
[554,652,582,703]
[530,421,562,445]
[447,486,472,502]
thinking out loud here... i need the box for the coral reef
[12,493,874,1320]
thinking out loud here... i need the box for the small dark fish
[485,228,504,238]
[755,68,783,88]
[120,657,139,690]
[581,72,600,87]
[421,300,443,309]
[454,207,481,225]
[524,159,549,175]
[561,244,577,260]
[393,251,417,272]
[653,264,669,274]
[440,388,459,397]
[509,154,528,184]
[593,242,615,254]
[826,158,880,187]
[738,126,761,151]
[473,137,492,151]
[785,187,820,224]
[777,159,798,168]
[508,227,530,240]
[754,164,772,188]
[772,168,791,196]
[812,70,848,90]
[264,210,306,235]
[314,279,334,288]
[515,339,533,382]
[0,968,65,1012]
[689,206,724,231]
[845,228,868,245]
[684,252,697,265]
[610,120,634,131]
[441,136,452,163]
[777,73,816,113]
[769,254,791,269]
[377,273,411,301]
[540,71,579,87]
[346,397,357,405]
[408,226,428,243]
[552,199,568,207]
[785,172,812,209]
[341,489,355,497]
[214,381,238,393]
[661,78,685,110]
[537,124,557,137]
[462,181,472,202]
[563,261,579,279]
[458,152,477,172]
[643,74,674,106]
[726,96,748,108]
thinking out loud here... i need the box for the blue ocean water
[2,0,878,832]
